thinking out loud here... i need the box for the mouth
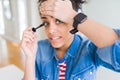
[49,36,62,42]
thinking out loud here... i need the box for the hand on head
[39,0,77,25]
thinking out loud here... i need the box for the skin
[41,15,74,59]
[40,0,118,48]
[21,0,119,80]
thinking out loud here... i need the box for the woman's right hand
[20,27,38,60]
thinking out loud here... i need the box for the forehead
[41,15,54,20]
[39,0,53,4]
[39,0,56,5]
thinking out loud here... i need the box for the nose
[48,23,57,34]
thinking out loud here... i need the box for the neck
[56,35,74,59]
[56,48,66,60]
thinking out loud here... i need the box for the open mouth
[50,36,62,41]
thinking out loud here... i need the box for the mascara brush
[32,23,45,32]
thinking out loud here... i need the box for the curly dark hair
[38,0,86,12]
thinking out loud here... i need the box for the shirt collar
[66,34,81,58]
[53,34,81,60]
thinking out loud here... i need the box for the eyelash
[43,22,49,27]
[56,19,63,24]
[43,19,63,27]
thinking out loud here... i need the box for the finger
[21,34,37,47]
[40,5,54,13]
[23,31,35,37]
[57,0,69,1]
[23,27,36,37]
[41,10,54,17]
[23,30,36,42]
[40,2,54,13]
[21,38,32,49]
[23,37,32,44]
[21,27,37,45]
[22,36,37,49]
[24,27,33,31]
[24,33,35,42]
[40,0,55,11]
[23,27,34,35]
[23,31,36,39]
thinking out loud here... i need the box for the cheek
[61,26,71,36]
[62,25,73,32]
[44,28,49,35]
[61,30,72,42]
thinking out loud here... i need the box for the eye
[43,22,49,27]
[56,19,63,24]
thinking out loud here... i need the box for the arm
[95,29,120,71]
[88,35,120,72]
[24,58,36,80]
[77,18,118,48]
[20,27,37,80]
[40,0,119,48]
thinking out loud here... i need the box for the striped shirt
[58,58,67,80]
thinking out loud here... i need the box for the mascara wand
[32,23,45,32]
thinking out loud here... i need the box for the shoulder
[76,34,91,46]
[36,39,55,62]
[37,39,54,52]
[76,34,97,51]
[38,39,50,46]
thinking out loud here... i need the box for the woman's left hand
[40,0,77,26]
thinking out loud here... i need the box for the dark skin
[21,0,118,80]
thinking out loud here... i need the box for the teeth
[51,37,60,40]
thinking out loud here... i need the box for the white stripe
[59,62,66,65]
[60,71,65,75]
[59,77,65,79]
[60,67,66,70]
[59,61,66,80]
[59,63,66,66]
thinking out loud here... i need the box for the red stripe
[59,79,65,80]
[60,65,66,68]
[59,61,66,80]
[60,74,65,77]
[60,69,66,72]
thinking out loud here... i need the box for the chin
[51,43,63,48]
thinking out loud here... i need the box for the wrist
[70,13,87,34]
[25,59,35,68]
[26,56,36,63]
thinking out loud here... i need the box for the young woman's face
[41,16,74,48]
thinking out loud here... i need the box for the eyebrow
[41,16,47,19]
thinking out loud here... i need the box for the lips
[48,36,63,44]
[50,36,61,40]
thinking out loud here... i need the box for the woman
[21,0,120,80]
